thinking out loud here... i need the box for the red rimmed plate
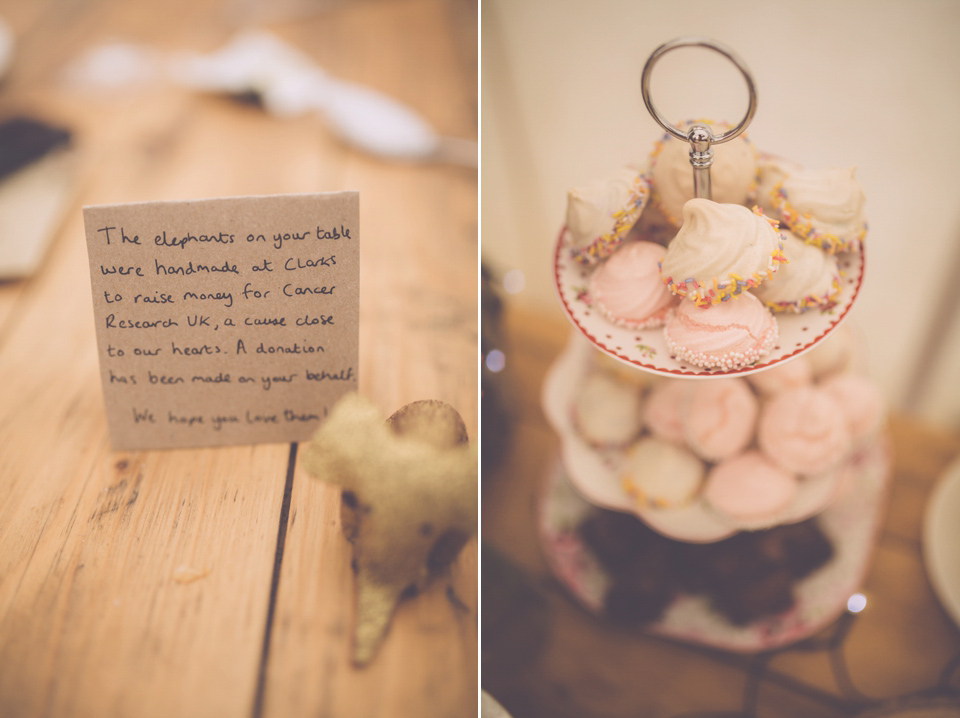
[553,228,865,378]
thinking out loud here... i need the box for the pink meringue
[703,450,799,524]
[589,240,679,328]
[758,386,852,474]
[663,293,778,370]
[683,378,758,462]
[643,379,692,443]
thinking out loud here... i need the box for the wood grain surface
[0,1,478,716]
[482,305,960,718]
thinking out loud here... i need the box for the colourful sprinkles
[772,182,867,254]
[569,174,651,266]
[762,272,844,314]
[621,476,678,510]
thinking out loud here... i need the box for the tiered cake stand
[537,37,891,652]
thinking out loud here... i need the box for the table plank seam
[251,441,298,718]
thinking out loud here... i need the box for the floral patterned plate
[553,228,865,378]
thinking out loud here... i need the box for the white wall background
[482,0,960,426]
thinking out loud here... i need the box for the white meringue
[753,230,841,312]
[775,166,866,253]
[650,123,757,226]
[660,199,785,306]
[566,167,648,264]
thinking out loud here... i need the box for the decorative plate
[553,228,865,378]
[542,333,859,542]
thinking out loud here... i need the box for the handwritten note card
[83,192,359,450]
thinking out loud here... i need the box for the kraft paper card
[83,192,359,450]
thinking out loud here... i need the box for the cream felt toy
[300,394,477,665]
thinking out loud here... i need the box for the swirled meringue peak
[758,386,852,474]
[660,199,786,307]
[774,166,866,253]
[704,451,799,525]
[683,378,758,462]
[566,167,649,265]
[664,292,778,370]
[589,240,679,329]
[753,230,841,312]
[649,122,758,227]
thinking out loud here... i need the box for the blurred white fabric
[64,31,476,166]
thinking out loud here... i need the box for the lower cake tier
[537,435,891,652]
[543,329,885,541]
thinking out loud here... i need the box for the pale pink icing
[589,241,678,328]
[643,379,692,443]
[704,450,798,522]
[663,293,778,369]
[747,356,813,395]
[683,378,758,461]
[758,386,852,474]
[819,373,885,447]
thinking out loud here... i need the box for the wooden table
[482,306,960,718]
[0,1,477,716]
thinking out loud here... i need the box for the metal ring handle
[640,36,757,145]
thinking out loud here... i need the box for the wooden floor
[483,305,960,718]
[0,1,477,717]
